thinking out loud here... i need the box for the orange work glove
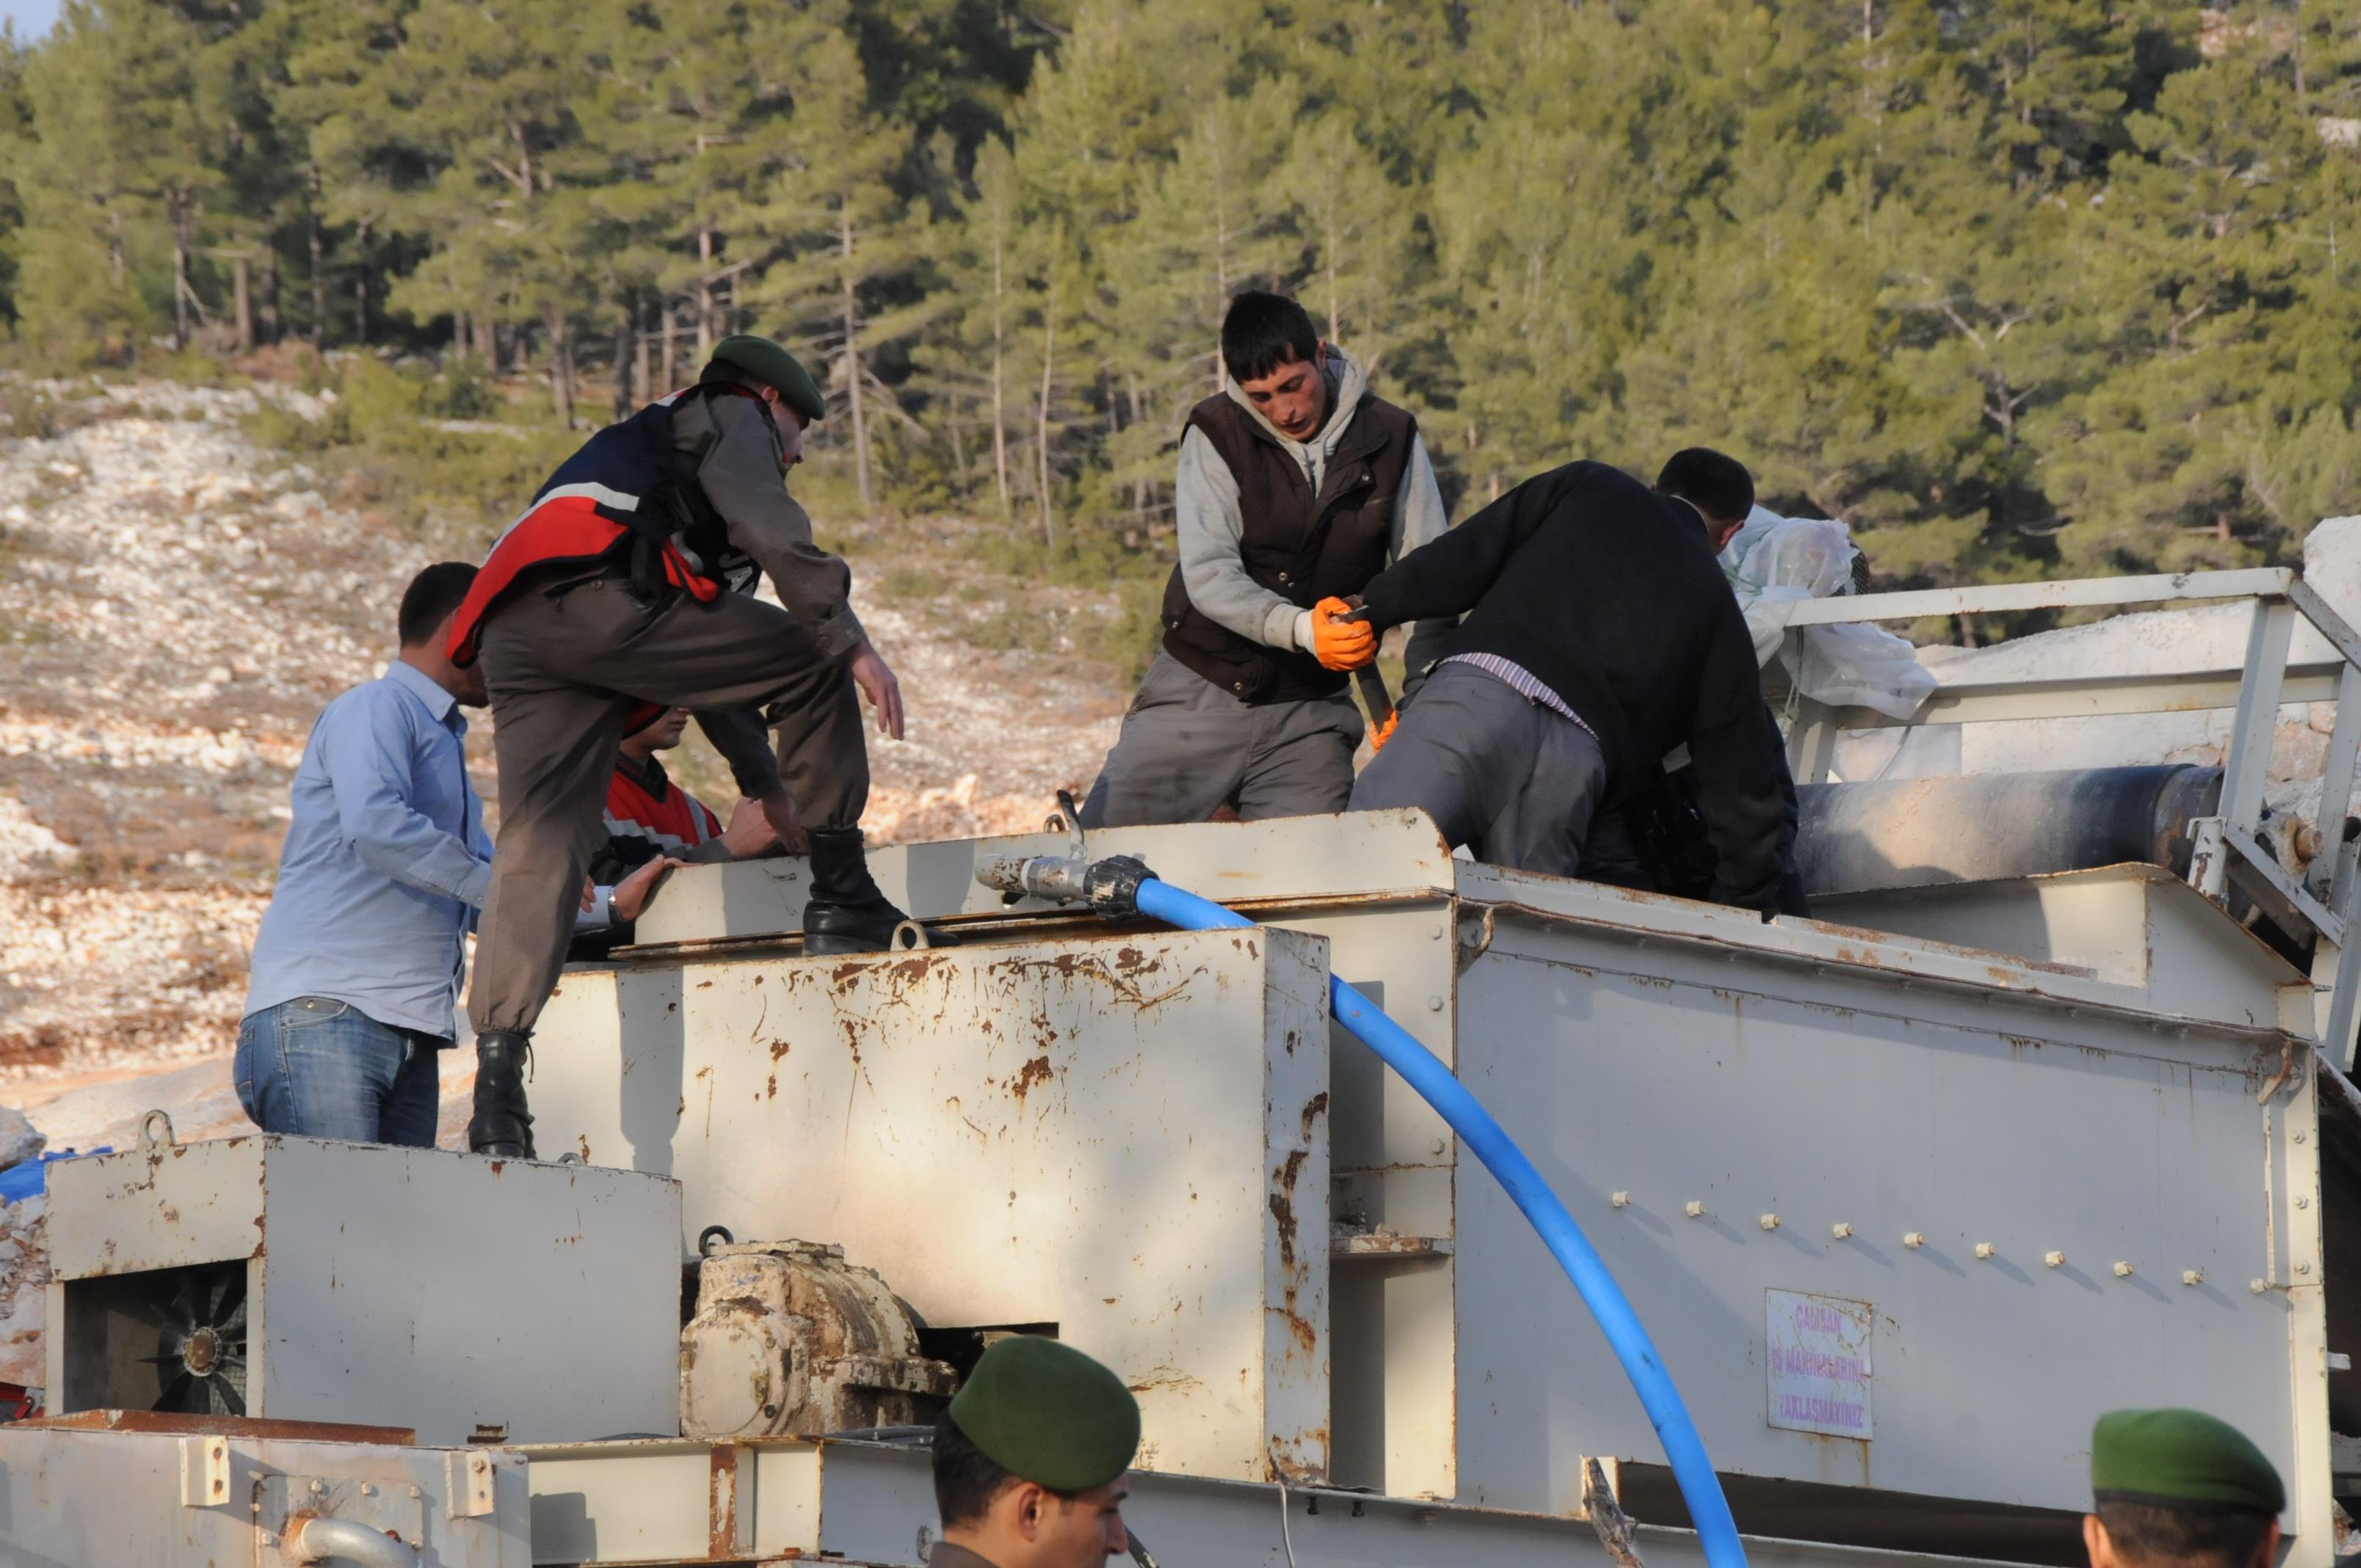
[1368,711,1399,752]
[1309,595,1377,672]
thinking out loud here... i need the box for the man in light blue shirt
[239,565,681,1146]
[236,563,495,1145]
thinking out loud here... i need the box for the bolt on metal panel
[532,926,1335,1486]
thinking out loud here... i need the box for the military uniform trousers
[466,578,866,1037]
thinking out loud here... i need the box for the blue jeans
[233,998,444,1147]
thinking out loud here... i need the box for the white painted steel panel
[1816,865,2318,1035]
[584,810,1469,1500]
[543,818,2329,1550]
[626,810,1458,948]
[1446,882,2317,1532]
[43,1137,681,1446]
[521,1434,2051,1568]
[0,1424,529,1566]
[529,927,1335,1484]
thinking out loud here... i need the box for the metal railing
[1771,567,2361,1067]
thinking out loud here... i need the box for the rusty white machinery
[678,1238,957,1441]
[4,564,2361,1568]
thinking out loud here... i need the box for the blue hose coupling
[1082,855,1155,916]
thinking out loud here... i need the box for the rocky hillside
[0,376,1129,1164]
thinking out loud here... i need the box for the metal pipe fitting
[287,1514,418,1567]
[976,854,1092,902]
[974,854,1156,917]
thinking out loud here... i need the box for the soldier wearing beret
[2085,1408,2285,1568]
[931,1336,1139,1568]
[444,335,920,1158]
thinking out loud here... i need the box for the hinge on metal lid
[177,1434,231,1509]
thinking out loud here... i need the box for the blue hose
[1133,876,1747,1568]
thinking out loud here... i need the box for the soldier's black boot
[468,1029,536,1159]
[802,827,912,954]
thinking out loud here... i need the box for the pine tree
[12,1,176,357]
[745,21,923,514]
[0,26,31,336]
[2042,27,2318,572]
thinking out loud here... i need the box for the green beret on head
[710,334,825,423]
[947,1336,1141,1492]
[2092,1409,2285,1516]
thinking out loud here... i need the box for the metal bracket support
[177,1435,230,1509]
[446,1450,496,1519]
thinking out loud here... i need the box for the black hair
[933,1412,1020,1528]
[932,1412,1078,1528]
[1655,448,1756,525]
[1220,291,1320,385]
[397,562,479,648]
[2095,1501,2276,1568]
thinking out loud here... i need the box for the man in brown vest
[1080,291,1453,826]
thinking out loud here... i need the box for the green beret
[947,1336,1140,1492]
[709,335,825,423]
[2092,1409,2285,1516]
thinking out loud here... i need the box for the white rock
[0,1108,45,1173]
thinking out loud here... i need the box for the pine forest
[4,0,2360,598]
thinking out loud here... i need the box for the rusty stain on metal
[1267,1304,1318,1357]
[708,1442,739,1559]
[1124,1365,1205,1395]
[1007,1055,1054,1107]
[1267,1427,1329,1483]
[23,1409,416,1444]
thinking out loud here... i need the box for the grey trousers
[1081,650,1366,827]
[467,579,866,1037]
[1348,661,1606,877]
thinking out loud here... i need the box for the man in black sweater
[1345,451,1790,914]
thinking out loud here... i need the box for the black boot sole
[468,1115,536,1160]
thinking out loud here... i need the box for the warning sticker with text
[1766,1289,1873,1440]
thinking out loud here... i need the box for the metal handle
[138,1110,175,1153]
[288,1515,418,1567]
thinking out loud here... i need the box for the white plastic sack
[1796,622,1938,720]
[1719,507,1934,722]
